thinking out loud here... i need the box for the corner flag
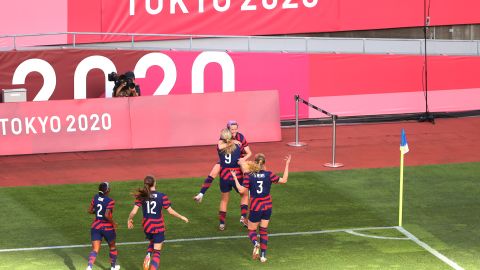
[398,128,409,227]
[400,128,409,154]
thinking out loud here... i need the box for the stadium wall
[1,49,480,120]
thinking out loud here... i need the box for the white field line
[345,230,409,240]
[395,226,465,270]
[0,226,396,253]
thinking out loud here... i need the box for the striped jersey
[234,132,248,156]
[243,170,280,211]
[218,144,242,181]
[90,194,115,231]
[135,191,171,234]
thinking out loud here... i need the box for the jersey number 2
[96,204,103,217]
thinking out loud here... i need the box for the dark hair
[98,182,110,196]
[134,175,156,201]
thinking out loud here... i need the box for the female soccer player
[86,182,120,270]
[231,153,291,263]
[193,120,251,227]
[127,175,189,270]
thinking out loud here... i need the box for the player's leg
[240,192,249,227]
[87,229,102,270]
[248,211,261,260]
[105,231,119,270]
[143,239,154,270]
[259,211,272,263]
[218,191,230,230]
[194,163,221,202]
[149,233,164,270]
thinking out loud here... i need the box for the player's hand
[233,140,242,146]
[193,193,204,203]
[113,222,118,230]
[285,154,291,164]
[127,219,134,229]
[182,216,189,223]
[230,170,237,179]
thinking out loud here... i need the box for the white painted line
[345,230,409,240]
[395,226,465,270]
[0,226,396,253]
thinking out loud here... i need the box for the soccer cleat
[143,253,151,270]
[240,216,248,228]
[193,193,204,203]
[252,243,260,260]
[260,256,267,263]
[86,267,92,270]
[219,224,226,231]
[111,265,120,270]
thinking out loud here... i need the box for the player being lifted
[231,154,291,263]
[193,120,252,227]
[128,175,189,270]
[86,182,120,270]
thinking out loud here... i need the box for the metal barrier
[288,95,343,168]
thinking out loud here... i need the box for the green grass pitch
[0,162,479,269]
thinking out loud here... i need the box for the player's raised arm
[166,207,189,223]
[278,155,292,184]
[231,170,247,194]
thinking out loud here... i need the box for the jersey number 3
[256,181,264,194]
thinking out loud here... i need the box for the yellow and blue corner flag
[400,128,409,154]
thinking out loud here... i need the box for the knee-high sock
[87,251,98,267]
[149,249,161,270]
[200,176,214,194]
[147,240,154,255]
[240,204,248,218]
[248,229,258,246]
[259,227,269,257]
[109,248,118,267]
[219,211,227,224]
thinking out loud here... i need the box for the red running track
[1,117,479,187]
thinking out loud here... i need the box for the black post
[419,0,435,124]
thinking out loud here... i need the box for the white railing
[1,32,480,55]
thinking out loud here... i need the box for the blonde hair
[220,128,237,155]
[245,153,266,173]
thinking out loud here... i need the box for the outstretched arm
[278,155,292,184]
[231,170,247,194]
[166,207,189,223]
[127,205,139,229]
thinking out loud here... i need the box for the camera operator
[109,71,141,97]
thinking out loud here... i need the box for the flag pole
[399,151,404,227]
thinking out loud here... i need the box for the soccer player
[86,182,120,270]
[231,153,291,263]
[128,175,189,270]
[193,120,251,227]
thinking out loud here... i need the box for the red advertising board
[0,98,132,155]
[0,91,281,156]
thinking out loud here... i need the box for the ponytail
[246,153,266,173]
[98,182,110,196]
[134,175,156,201]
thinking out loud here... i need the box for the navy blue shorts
[91,228,116,243]
[249,209,272,223]
[220,179,239,193]
[145,231,165,244]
